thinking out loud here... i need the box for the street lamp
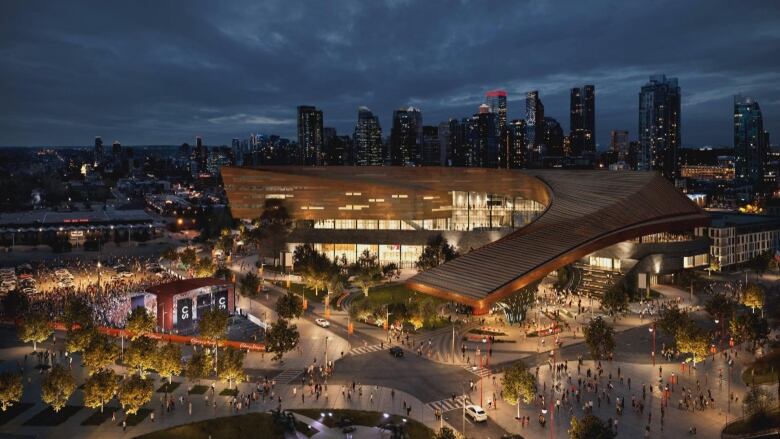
[324,336,330,376]
[649,324,656,366]
[96,261,101,293]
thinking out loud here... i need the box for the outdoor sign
[177,297,193,328]
[214,289,229,311]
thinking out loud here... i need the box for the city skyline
[2,0,780,147]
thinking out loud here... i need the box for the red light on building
[486,89,507,97]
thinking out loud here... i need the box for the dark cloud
[1,0,779,147]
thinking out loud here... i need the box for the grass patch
[0,402,33,426]
[156,381,181,393]
[135,413,286,439]
[219,388,239,396]
[23,405,82,426]
[188,384,210,395]
[723,409,780,435]
[294,409,435,439]
[81,406,118,426]
[742,349,780,386]
[123,408,153,426]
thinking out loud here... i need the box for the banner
[177,297,193,328]
[214,289,229,311]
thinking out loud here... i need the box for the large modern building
[389,107,422,166]
[697,212,780,269]
[638,75,681,180]
[297,105,324,166]
[525,91,545,162]
[733,95,767,202]
[570,85,595,156]
[354,107,383,166]
[223,166,711,313]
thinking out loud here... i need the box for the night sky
[1,0,779,148]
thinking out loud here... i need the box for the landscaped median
[133,409,438,439]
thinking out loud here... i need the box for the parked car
[389,347,404,358]
[465,405,487,422]
[315,318,330,328]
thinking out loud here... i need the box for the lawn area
[741,349,780,386]
[276,281,332,306]
[219,388,239,396]
[124,408,153,426]
[136,413,288,439]
[0,402,33,426]
[156,381,181,393]
[293,409,436,439]
[81,406,118,426]
[23,405,83,426]
[188,384,210,395]
[722,409,780,435]
[362,283,419,306]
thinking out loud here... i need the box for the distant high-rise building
[543,117,564,157]
[231,138,242,166]
[486,90,508,166]
[111,140,121,158]
[525,91,545,162]
[734,95,767,201]
[193,136,208,170]
[354,107,383,166]
[322,127,352,165]
[421,126,440,166]
[472,108,499,168]
[508,119,527,169]
[638,75,681,179]
[570,85,595,156]
[389,107,422,166]
[447,119,468,167]
[610,130,629,162]
[437,122,451,166]
[297,105,324,165]
[94,136,103,163]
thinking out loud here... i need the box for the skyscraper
[437,122,451,166]
[94,136,103,163]
[297,105,324,166]
[471,105,499,168]
[353,107,382,166]
[543,117,564,157]
[638,75,681,179]
[486,90,508,167]
[570,85,595,156]
[447,119,468,167]
[389,107,422,166]
[508,119,527,169]
[525,91,545,162]
[610,130,629,162]
[111,140,121,158]
[421,126,440,166]
[734,95,766,201]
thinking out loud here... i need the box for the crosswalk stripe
[462,364,491,377]
[427,396,472,412]
[348,344,386,356]
[272,369,302,384]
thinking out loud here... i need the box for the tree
[743,385,776,421]
[66,326,97,354]
[705,293,736,323]
[82,333,120,375]
[730,313,770,348]
[160,247,178,262]
[198,308,229,343]
[296,245,331,297]
[18,311,52,352]
[41,364,75,413]
[185,350,213,383]
[656,304,689,339]
[0,372,23,412]
[154,343,183,385]
[601,283,629,319]
[676,322,709,365]
[583,317,615,360]
[119,374,154,416]
[125,336,157,376]
[501,283,537,324]
[415,234,458,271]
[179,248,197,267]
[194,256,215,277]
[742,283,765,314]
[748,250,773,277]
[217,347,246,389]
[568,414,616,439]
[83,369,119,413]
[125,307,156,341]
[265,318,299,361]
[434,427,458,439]
[502,362,537,419]
[239,272,261,298]
[275,292,303,320]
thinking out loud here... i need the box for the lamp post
[96,261,101,293]
[324,336,330,377]
[649,323,656,366]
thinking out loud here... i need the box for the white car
[315,318,330,328]
[465,405,487,422]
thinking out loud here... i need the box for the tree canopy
[239,272,261,298]
[217,347,246,389]
[125,306,156,340]
[0,372,23,412]
[18,311,52,352]
[415,234,458,271]
[742,283,765,313]
[41,364,75,413]
[583,317,615,360]
[502,362,537,406]
[125,336,157,376]
[275,292,304,320]
[83,369,119,412]
[501,283,537,324]
[198,308,229,342]
[568,414,617,439]
[676,321,709,363]
[82,333,120,375]
[265,318,299,362]
[185,350,213,383]
[119,374,154,415]
[154,343,183,384]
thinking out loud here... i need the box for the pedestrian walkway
[427,395,471,412]
[273,369,303,384]
[348,344,386,356]
[462,363,491,378]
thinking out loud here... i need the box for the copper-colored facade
[222,166,709,313]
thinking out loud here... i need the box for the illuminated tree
[502,362,537,419]
[154,343,183,385]
[217,347,246,389]
[676,322,709,365]
[265,318,299,362]
[83,369,119,413]
[18,311,52,352]
[583,317,615,360]
[742,283,765,314]
[198,308,229,342]
[82,333,120,375]
[415,234,458,272]
[568,414,616,439]
[501,283,537,324]
[41,364,75,413]
[125,336,157,377]
[0,372,23,412]
[185,350,213,384]
[125,307,155,340]
[66,326,97,354]
[119,374,153,415]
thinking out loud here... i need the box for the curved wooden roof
[406,170,709,312]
